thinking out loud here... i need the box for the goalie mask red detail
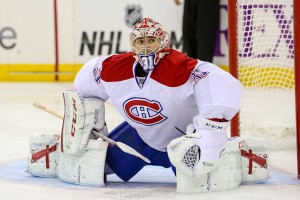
[130,18,170,72]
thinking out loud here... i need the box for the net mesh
[236,0,295,149]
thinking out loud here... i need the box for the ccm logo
[71,98,77,137]
[205,123,225,130]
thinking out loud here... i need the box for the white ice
[0,82,299,200]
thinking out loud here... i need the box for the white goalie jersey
[74,49,242,152]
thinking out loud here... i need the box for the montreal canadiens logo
[123,98,167,126]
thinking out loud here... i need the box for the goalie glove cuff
[193,115,229,132]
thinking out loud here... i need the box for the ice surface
[0,83,299,200]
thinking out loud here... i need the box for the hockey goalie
[27,17,270,192]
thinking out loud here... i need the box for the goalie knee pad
[61,90,106,154]
[28,134,60,177]
[241,137,270,183]
[56,139,109,186]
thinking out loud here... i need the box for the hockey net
[228,0,297,150]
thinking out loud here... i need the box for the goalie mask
[130,18,170,72]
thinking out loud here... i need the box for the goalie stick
[33,101,151,164]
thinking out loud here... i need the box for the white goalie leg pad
[28,134,60,177]
[56,139,108,186]
[241,137,270,183]
[62,90,106,154]
[175,137,244,193]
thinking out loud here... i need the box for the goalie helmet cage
[228,0,300,179]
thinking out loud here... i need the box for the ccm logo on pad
[123,98,167,126]
[71,98,77,137]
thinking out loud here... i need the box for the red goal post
[228,0,300,179]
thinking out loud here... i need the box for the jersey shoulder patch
[101,52,135,82]
[191,66,210,86]
[151,49,198,87]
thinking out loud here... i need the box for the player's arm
[74,56,111,100]
[192,62,242,122]
[167,62,243,192]
[168,62,242,172]
[190,61,243,164]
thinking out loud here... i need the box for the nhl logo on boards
[125,5,143,28]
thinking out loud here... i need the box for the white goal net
[232,0,295,150]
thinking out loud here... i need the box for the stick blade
[116,142,151,163]
[33,101,44,109]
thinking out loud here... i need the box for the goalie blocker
[61,90,107,154]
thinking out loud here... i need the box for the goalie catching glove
[167,115,228,177]
[167,116,270,193]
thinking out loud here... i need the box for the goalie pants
[106,121,175,181]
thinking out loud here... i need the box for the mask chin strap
[134,51,170,72]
